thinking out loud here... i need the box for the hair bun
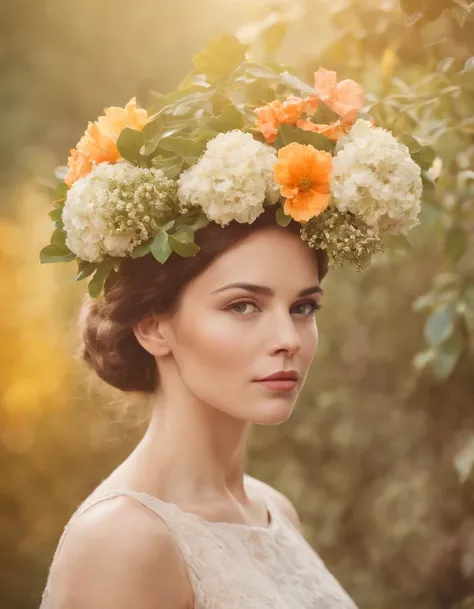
[78,296,156,393]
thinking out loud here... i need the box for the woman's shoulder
[244,474,302,532]
[46,494,194,609]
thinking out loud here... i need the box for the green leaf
[279,71,315,96]
[48,207,63,222]
[169,235,200,257]
[192,35,248,80]
[445,226,468,263]
[276,206,291,227]
[40,244,76,264]
[142,115,164,141]
[412,145,436,171]
[150,230,172,264]
[162,91,215,118]
[158,136,208,163]
[150,154,183,179]
[168,227,200,256]
[50,228,67,248]
[88,262,112,298]
[172,225,195,239]
[432,334,463,379]
[188,214,209,231]
[300,130,336,153]
[130,242,152,259]
[274,124,305,148]
[141,123,168,156]
[311,103,340,127]
[178,71,212,90]
[75,260,97,281]
[207,106,245,132]
[424,303,456,345]
[174,211,209,231]
[400,133,421,153]
[55,181,68,200]
[117,128,146,163]
[238,61,280,81]
[241,81,276,106]
[161,220,176,232]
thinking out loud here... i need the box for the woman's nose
[270,312,302,356]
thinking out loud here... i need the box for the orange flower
[64,149,93,186]
[296,105,361,142]
[65,97,148,187]
[255,95,319,143]
[96,97,148,137]
[255,100,283,144]
[313,68,364,118]
[296,118,347,142]
[273,143,332,223]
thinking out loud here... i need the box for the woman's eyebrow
[212,283,323,297]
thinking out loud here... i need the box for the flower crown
[40,36,428,298]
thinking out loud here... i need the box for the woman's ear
[133,315,171,357]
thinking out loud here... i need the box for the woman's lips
[254,379,297,391]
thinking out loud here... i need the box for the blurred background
[1,0,473,608]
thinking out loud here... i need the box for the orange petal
[340,108,359,126]
[331,79,364,117]
[301,95,319,116]
[274,162,292,187]
[65,149,93,187]
[255,101,282,142]
[280,96,304,123]
[284,190,330,222]
[98,97,148,136]
[296,119,347,142]
[280,185,299,199]
[313,68,337,103]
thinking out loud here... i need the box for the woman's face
[151,227,322,425]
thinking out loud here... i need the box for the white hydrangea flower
[62,161,178,262]
[330,119,423,235]
[177,130,280,226]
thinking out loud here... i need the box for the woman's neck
[120,391,253,507]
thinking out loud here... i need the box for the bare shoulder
[46,495,193,609]
[245,474,302,532]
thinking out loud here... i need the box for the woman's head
[80,206,328,424]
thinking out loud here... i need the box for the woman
[39,46,424,608]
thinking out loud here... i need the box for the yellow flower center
[298,177,313,193]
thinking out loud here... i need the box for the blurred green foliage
[1,1,474,609]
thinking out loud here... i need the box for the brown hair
[79,206,329,393]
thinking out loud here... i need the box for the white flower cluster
[177,130,280,226]
[62,161,177,262]
[330,119,423,235]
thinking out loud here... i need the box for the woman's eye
[228,300,258,315]
[226,300,321,316]
[298,301,321,316]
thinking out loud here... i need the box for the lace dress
[40,480,358,609]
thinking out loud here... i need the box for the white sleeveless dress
[39,481,358,609]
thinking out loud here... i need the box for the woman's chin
[247,398,298,426]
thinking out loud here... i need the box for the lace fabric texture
[40,482,358,609]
